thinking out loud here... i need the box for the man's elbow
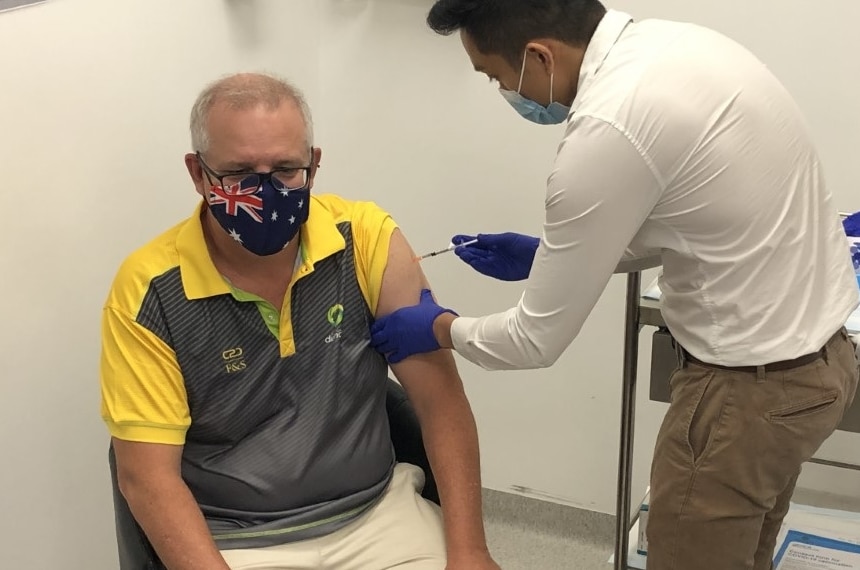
[467,335,564,371]
[117,468,153,505]
[535,351,562,369]
[523,344,563,369]
[509,319,571,370]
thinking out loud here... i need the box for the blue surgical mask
[499,50,570,125]
[207,177,310,256]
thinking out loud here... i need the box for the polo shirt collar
[176,196,345,300]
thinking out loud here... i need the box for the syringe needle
[414,239,479,262]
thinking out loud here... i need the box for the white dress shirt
[451,9,859,369]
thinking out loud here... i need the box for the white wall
[1,0,858,568]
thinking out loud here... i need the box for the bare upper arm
[113,437,183,487]
[374,229,429,319]
[376,229,464,404]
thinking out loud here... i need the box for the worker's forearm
[433,312,457,350]
[120,474,231,570]
[419,391,489,557]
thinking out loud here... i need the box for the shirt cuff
[105,420,187,445]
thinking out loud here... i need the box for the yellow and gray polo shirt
[101,194,398,549]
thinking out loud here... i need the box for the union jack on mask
[207,177,310,256]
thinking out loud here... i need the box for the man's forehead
[205,113,309,166]
[207,147,309,169]
[471,53,512,76]
[208,101,305,135]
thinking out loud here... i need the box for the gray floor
[481,487,860,570]
[482,489,615,570]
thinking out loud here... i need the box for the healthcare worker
[370,1,860,569]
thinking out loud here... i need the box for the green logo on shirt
[327,304,344,327]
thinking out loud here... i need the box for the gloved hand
[844,211,860,237]
[451,232,540,281]
[370,289,458,364]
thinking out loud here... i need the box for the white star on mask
[228,229,242,243]
[289,215,296,225]
[271,211,279,221]
[298,199,304,208]
[279,188,290,197]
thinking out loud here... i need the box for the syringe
[414,238,479,261]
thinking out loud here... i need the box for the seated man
[100,72,499,570]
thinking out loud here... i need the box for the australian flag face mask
[206,174,310,256]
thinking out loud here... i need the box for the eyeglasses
[196,152,313,195]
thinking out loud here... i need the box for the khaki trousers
[221,463,446,570]
[646,329,859,570]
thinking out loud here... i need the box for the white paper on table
[774,530,860,569]
[773,504,860,569]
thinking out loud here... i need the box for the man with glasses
[100,72,499,570]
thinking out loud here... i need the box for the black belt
[680,329,842,373]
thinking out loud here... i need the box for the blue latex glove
[370,289,458,364]
[844,211,860,237]
[451,232,540,281]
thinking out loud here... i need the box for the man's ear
[525,41,556,75]
[185,153,207,198]
[309,147,323,188]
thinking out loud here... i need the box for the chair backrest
[109,378,437,569]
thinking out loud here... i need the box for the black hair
[427,0,607,66]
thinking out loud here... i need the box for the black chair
[109,378,437,570]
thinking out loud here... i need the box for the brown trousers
[646,329,859,570]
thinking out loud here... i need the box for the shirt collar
[571,9,633,111]
[297,196,346,272]
[176,196,346,300]
[176,202,228,300]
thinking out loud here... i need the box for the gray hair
[190,72,314,153]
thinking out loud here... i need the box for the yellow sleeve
[349,201,398,314]
[100,306,190,445]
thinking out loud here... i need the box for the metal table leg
[614,271,642,570]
